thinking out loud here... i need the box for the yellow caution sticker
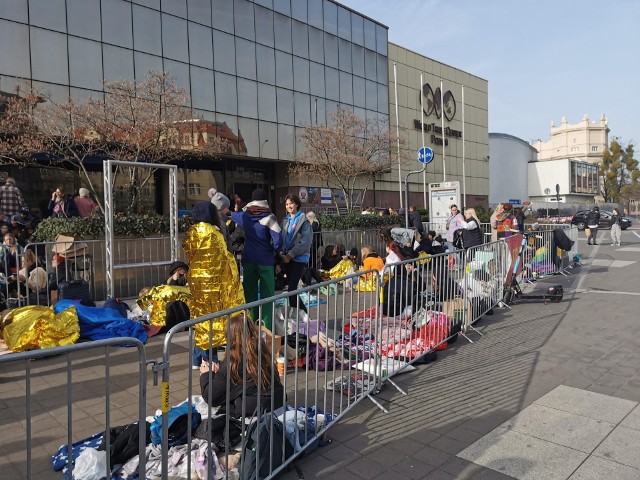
[161,382,170,413]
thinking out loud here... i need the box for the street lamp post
[260,139,269,158]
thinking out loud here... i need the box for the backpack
[240,412,294,480]
[149,403,201,447]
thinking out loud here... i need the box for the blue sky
[340,0,639,146]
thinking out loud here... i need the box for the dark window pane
[258,82,277,122]
[256,45,275,85]
[214,72,237,114]
[134,51,163,80]
[352,44,364,77]
[30,27,68,84]
[337,6,350,40]
[273,0,290,16]
[212,0,234,34]
[275,51,293,89]
[68,37,103,90]
[276,87,294,125]
[237,78,257,118]
[324,33,338,69]
[235,38,256,80]
[291,0,306,22]
[162,0,187,18]
[352,76,365,108]
[234,0,255,41]
[238,117,259,156]
[307,0,322,29]
[29,0,66,32]
[376,24,388,55]
[259,121,277,157]
[377,53,388,84]
[187,0,211,26]
[338,38,352,73]
[255,5,274,47]
[364,18,376,50]
[309,62,324,97]
[0,0,28,22]
[0,20,30,78]
[67,0,101,41]
[189,23,214,69]
[162,15,189,61]
[274,13,292,53]
[365,79,377,110]
[378,83,388,114]
[323,0,337,35]
[190,65,215,110]
[102,0,133,48]
[278,123,294,160]
[213,30,236,75]
[294,92,310,126]
[292,20,309,59]
[339,72,352,104]
[308,27,324,63]
[351,12,364,46]
[163,59,191,99]
[133,5,161,54]
[324,66,339,102]
[103,44,134,83]
[293,57,309,93]
[365,48,376,80]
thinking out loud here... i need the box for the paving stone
[421,469,458,480]
[593,425,640,469]
[567,455,640,480]
[412,445,452,467]
[345,455,391,478]
[439,456,485,479]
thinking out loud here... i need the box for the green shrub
[317,213,402,231]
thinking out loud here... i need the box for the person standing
[306,211,322,270]
[586,206,600,245]
[513,207,526,234]
[208,188,232,250]
[494,203,518,239]
[280,194,312,315]
[48,187,78,218]
[458,208,484,261]
[231,188,282,330]
[489,204,504,242]
[445,204,464,251]
[75,188,98,218]
[408,206,424,233]
[610,208,622,246]
[0,177,25,218]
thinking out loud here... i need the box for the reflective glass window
[275,51,293,89]
[377,53,388,84]
[234,0,255,41]
[162,14,189,61]
[322,34,337,70]
[216,113,238,147]
[163,59,191,98]
[312,97,326,125]
[365,79,377,111]
[103,45,135,83]
[307,0,322,29]
[68,37,103,90]
[237,78,257,118]
[365,49,376,80]
[214,72,237,114]
[0,20,30,78]
[353,106,366,123]
[133,0,160,8]
[187,0,211,26]
[0,0,28,22]
[162,0,187,18]
[258,83,277,122]
[69,87,96,104]
[352,76,365,108]
[189,23,214,69]
[259,121,277,157]
[256,45,276,85]
[238,116,259,157]
[102,0,133,48]
[308,27,324,63]
[134,51,163,80]
[291,0,306,22]
[274,13,292,53]
[30,27,68,84]
[293,57,310,93]
[309,62,325,97]
[377,83,388,114]
[323,0,337,35]
[294,92,311,126]
[273,0,290,16]
[132,5,161,55]
[190,65,215,110]
[352,44,365,77]
[235,38,256,80]
[351,12,364,46]
[213,30,236,75]
[255,0,272,8]
[325,100,338,123]
[337,6,350,40]
[255,5,274,48]
[364,20,377,52]
[376,25,388,55]
[67,0,101,41]
[29,0,66,32]
[292,21,309,59]
[31,81,69,104]
[339,72,352,105]
[212,0,234,34]
[324,66,339,102]
[338,38,352,73]
[278,124,294,160]
[276,87,294,125]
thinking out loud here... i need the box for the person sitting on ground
[360,245,384,276]
[166,260,189,286]
[9,249,48,302]
[320,244,340,271]
[417,231,445,255]
[0,232,21,276]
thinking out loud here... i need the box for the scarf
[285,210,305,251]
[244,200,271,215]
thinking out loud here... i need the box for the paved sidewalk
[283,232,640,479]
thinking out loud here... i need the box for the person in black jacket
[610,208,623,246]
[408,206,424,233]
[586,206,600,245]
[455,208,484,261]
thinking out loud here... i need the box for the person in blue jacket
[231,188,282,330]
[279,194,312,315]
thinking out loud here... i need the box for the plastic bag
[72,448,107,480]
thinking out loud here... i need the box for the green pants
[242,263,275,330]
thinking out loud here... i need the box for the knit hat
[251,188,268,202]
[208,188,230,211]
[192,201,216,224]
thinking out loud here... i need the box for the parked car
[570,210,632,230]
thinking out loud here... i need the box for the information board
[429,181,460,235]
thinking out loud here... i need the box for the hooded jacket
[231,200,282,266]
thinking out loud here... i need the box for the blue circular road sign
[418,146,434,164]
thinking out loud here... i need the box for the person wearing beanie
[208,188,232,250]
[75,188,98,218]
[231,188,282,330]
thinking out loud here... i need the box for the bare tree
[290,107,400,214]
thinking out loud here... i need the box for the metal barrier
[0,338,148,480]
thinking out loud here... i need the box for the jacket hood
[192,201,216,224]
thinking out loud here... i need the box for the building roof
[489,132,538,152]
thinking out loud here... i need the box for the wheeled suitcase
[58,279,92,302]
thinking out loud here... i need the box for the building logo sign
[414,83,462,145]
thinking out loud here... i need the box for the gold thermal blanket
[3,305,80,352]
[136,285,192,327]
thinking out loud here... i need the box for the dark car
[570,210,632,230]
